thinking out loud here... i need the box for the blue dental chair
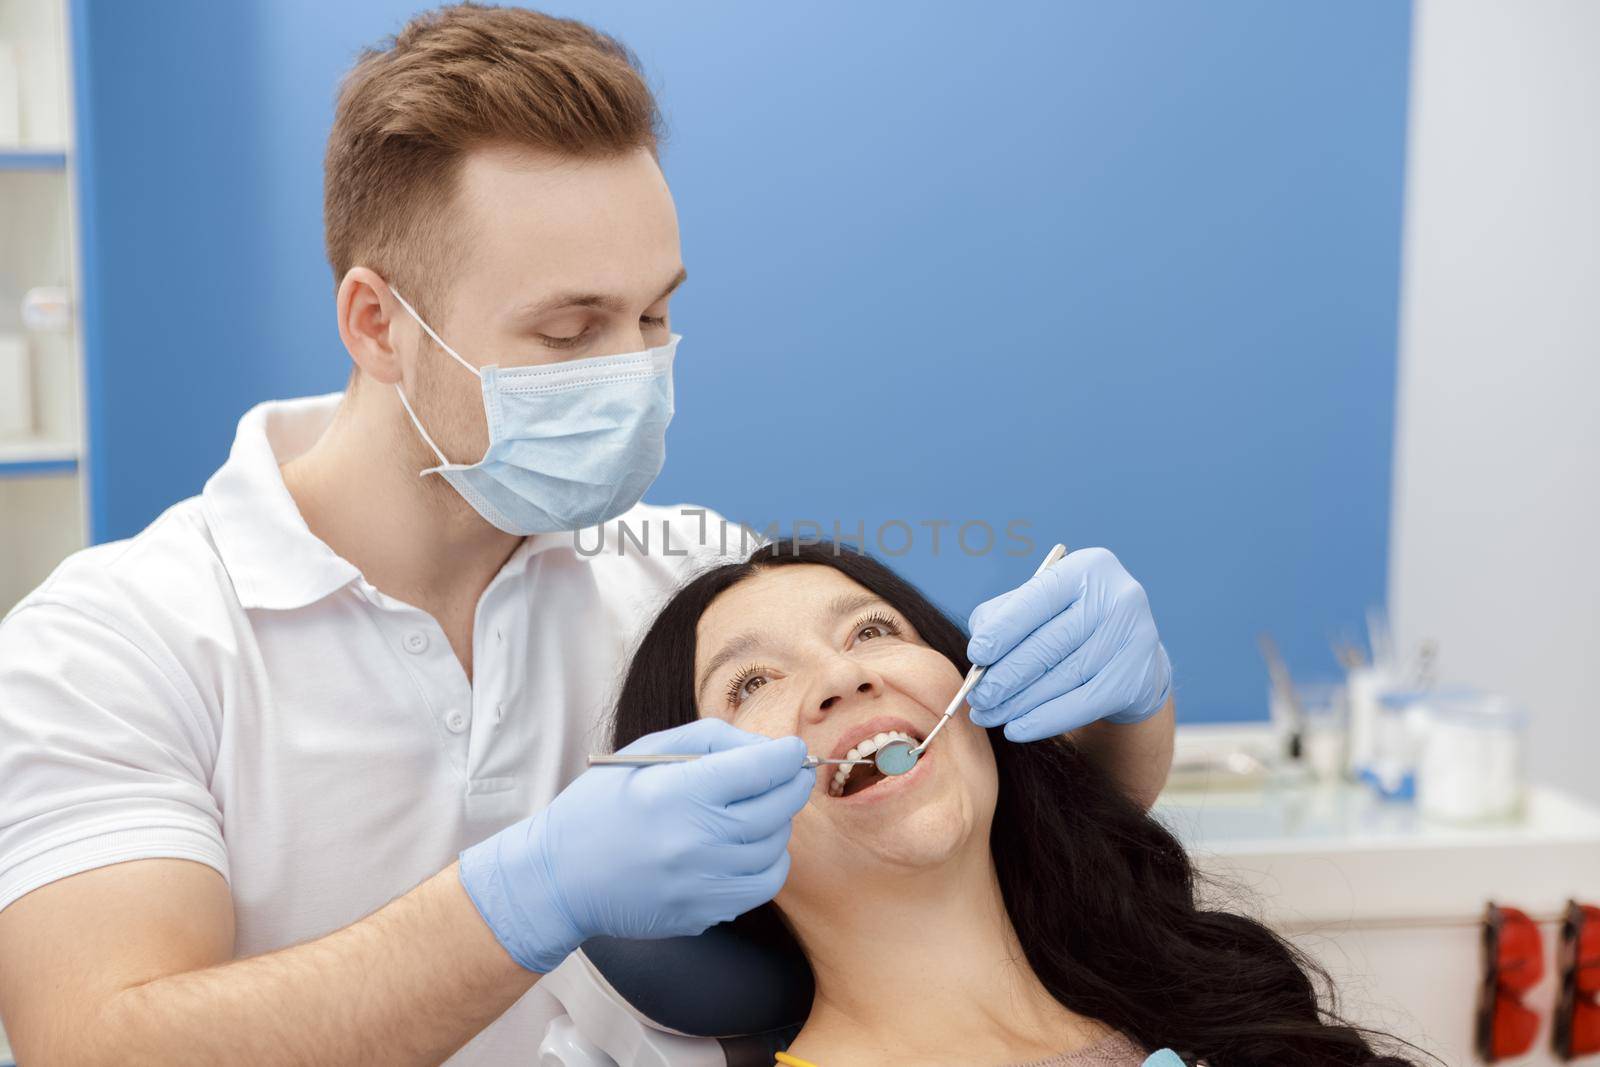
[528,907,812,1066]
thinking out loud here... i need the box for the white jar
[1416,693,1525,823]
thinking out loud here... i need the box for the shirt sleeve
[0,600,227,915]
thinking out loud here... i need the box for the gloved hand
[965,546,1171,742]
[458,718,814,973]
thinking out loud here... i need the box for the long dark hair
[612,540,1416,1066]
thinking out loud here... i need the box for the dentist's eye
[851,611,903,644]
[538,329,590,351]
[725,664,772,707]
[641,314,667,328]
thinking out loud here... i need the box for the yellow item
[774,1053,820,1067]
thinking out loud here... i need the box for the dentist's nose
[605,325,649,354]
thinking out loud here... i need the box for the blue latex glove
[458,718,814,973]
[965,547,1171,742]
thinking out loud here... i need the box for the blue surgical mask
[387,287,678,535]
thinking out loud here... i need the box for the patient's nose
[810,655,884,721]
[819,680,875,712]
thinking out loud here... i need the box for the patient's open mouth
[828,728,922,798]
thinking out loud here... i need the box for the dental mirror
[872,739,918,776]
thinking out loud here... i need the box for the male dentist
[0,5,1174,1064]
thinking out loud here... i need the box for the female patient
[611,540,1415,1067]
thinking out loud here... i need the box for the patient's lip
[830,735,935,804]
[827,714,928,762]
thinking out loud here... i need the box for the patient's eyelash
[851,610,902,642]
[725,663,770,706]
[724,615,899,707]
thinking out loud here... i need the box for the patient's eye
[851,611,903,644]
[725,664,772,707]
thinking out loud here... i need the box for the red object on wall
[1554,900,1600,1060]
[1477,903,1545,1062]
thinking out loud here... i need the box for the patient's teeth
[828,728,924,797]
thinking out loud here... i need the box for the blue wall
[72,1,1413,722]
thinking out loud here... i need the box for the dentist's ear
[336,267,408,387]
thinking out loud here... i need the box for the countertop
[1156,780,1600,925]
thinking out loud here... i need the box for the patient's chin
[866,802,975,869]
[821,785,977,871]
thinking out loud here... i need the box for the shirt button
[403,631,429,654]
[445,710,468,733]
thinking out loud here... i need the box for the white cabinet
[0,0,85,618]
[1159,782,1600,1065]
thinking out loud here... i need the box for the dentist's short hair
[323,2,662,325]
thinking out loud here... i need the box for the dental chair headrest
[580,905,813,1041]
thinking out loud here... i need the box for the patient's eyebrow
[696,630,766,707]
[694,592,892,706]
[826,591,886,619]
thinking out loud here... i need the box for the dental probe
[900,542,1070,764]
[586,752,879,770]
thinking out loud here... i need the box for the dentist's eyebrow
[511,266,687,319]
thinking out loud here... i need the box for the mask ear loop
[386,286,483,473]
[387,287,482,377]
[393,382,453,471]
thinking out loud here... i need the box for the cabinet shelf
[0,439,78,478]
[0,148,68,171]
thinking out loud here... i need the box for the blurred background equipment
[1476,903,1545,1062]
[0,0,85,632]
[1554,901,1600,1061]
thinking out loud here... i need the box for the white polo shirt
[0,393,743,1062]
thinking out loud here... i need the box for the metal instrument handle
[587,753,872,768]
[909,542,1069,757]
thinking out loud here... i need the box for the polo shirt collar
[202,394,364,610]
[202,394,572,611]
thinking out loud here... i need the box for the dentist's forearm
[94,864,535,1067]
[1070,695,1175,810]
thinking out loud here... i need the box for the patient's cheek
[723,699,799,740]
[893,647,965,707]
